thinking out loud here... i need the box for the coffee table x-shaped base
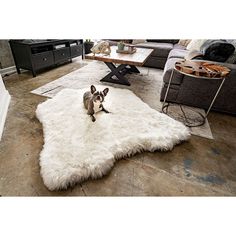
[100,62,140,86]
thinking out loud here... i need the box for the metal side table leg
[162,69,174,113]
[204,77,226,118]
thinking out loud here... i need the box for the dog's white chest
[93,101,102,113]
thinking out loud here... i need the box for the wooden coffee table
[85,46,153,86]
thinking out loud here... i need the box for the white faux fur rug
[31,60,213,139]
[36,86,190,190]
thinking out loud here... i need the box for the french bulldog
[83,85,109,122]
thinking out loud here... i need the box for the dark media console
[9,40,83,77]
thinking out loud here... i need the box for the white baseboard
[0,90,11,141]
[0,66,16,76]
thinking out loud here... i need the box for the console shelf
[9,39,83,77]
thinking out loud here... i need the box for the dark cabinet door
[70,45,83,58]
[54,48,70,63]
[32,51,54,70]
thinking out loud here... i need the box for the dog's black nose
[97,96,100,100]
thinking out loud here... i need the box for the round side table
[162,60,231,127]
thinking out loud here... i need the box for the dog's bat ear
[91,85,96,94]
[103,88,109,96]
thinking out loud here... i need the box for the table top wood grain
[85,46,153,66]
[175,60,230,79]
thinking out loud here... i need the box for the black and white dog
[83,85,109,122]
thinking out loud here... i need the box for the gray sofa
[135,40,236,114]
[107,39,236,114]
[135,40,179,68]
[159,45,236,115]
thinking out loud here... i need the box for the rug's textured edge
[36,88,190,191]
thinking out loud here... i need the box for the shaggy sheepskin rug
[36,86,190,190]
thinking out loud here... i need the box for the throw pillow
[186,39,207,51]
[132,39,146,45]
[200,40,235,62]
[226,39,236,63]
[178,39,191,47]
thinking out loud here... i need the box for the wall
[0,74,11,140]
[0,40,15,69]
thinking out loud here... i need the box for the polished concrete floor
[0,58,236,196]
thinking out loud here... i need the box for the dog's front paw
[102,108,109,113]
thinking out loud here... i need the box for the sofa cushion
[132,39,146,44]
[178,39,191,47]
[200,40,235,62]
[186,39,207,51]
[173,44,187,50]
[107,39,133,44]
[144,56,167,69]
[226,39,236,63]
[135,42,174,57]
[184,50,204,60]
[106,40,133,46]
[168,49,188,60]
[226,52,236,64]
[146,39,179,44]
